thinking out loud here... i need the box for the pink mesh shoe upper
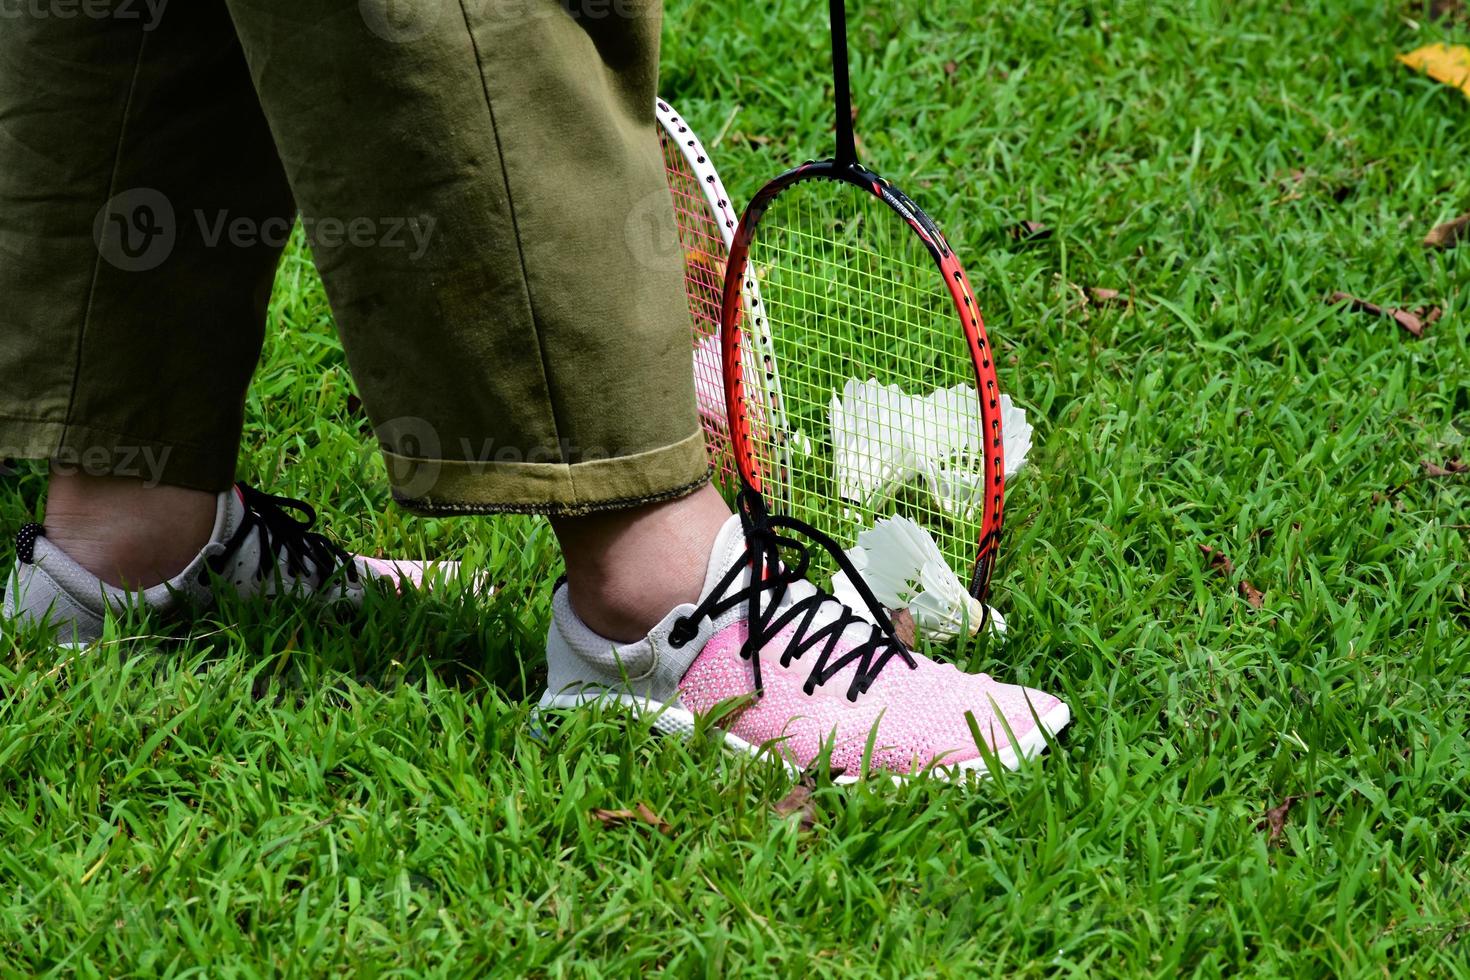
[677,620,1062,775]
[355,556,437,588]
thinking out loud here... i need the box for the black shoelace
[206,483,359,589]
[668,489,917,702]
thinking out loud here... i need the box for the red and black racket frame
[717,158,1007,605]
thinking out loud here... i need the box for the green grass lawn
[4,0,1470,973]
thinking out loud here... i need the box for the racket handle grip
[829,0,857,166]
[968,554,994,603]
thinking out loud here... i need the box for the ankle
[563,580,684,643]
[42,471,219,589]
[552,483,730,642]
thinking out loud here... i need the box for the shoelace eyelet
[207,483,360,590]
[683,487,918,701]
[668,617,696,649]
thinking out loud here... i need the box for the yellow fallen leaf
[1398,43,1470,98]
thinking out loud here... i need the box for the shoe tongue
[700,514,753,602]
[212,485,248,547]
[696,512,897,670]
[697,511,825,615]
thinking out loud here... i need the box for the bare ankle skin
[550,482,731,642]
[42,469,218,590]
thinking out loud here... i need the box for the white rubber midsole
[537,688,1071,784]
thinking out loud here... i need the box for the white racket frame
[655,98,793,498]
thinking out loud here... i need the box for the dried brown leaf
[1202,545,1265,608]
[772,781,818,831]
[1328,290,1384,317]
[1257,791,1322,844]
[635,802,671,832]
[1259,795,1302,844]
[1199,544,1235,577]
[1394,308,1428,338]
[888,607,918,648]
[1425,212,1470,248]
[1327,292,1439,338]
[1423,457,1469,478]
[590,803,671,834]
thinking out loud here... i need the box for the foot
[550,482,731,642]
[541,499,1070,780]
[3,483,464,646]
[42,474,218,589]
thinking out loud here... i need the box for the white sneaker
[541,502,1070,780]
[2,483,459,646]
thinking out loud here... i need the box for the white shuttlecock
[999,393,1033,480]
[831,516,1006,642]
[828,378,1034,519]
[909,384,1034,520]
[829,378,921,509]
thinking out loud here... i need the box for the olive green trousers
[0,0,708,515]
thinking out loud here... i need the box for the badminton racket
[718,1,1008,610]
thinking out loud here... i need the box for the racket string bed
[737,185,982,576]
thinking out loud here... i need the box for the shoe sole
[537,689,1071,784]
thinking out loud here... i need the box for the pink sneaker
[3,483,469,646]
[541,503,1070,780]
